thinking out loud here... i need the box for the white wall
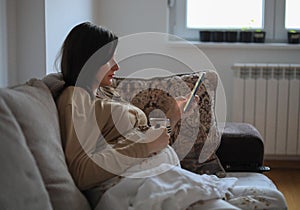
[6,0,17,86]
[16,0,46,84]
[97,0,168,36]
[0,0,8,87]
[2,0,46,85]
[3,0,99,86]
[45,0,99,74]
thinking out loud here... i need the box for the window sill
[168,41,300,50]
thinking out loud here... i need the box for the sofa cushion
[42,72,65,100]
[112,70,225,177]
[0,79,91,210]
[0,98,52,210]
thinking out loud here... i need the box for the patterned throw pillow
[112,71,225,177]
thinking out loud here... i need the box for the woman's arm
[61,91,169,190]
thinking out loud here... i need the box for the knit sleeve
[58,87,151,190]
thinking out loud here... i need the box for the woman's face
[96,55,119,87]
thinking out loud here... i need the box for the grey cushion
[0,79,91,210]
[0,97,52,210]
[42,72,65,100]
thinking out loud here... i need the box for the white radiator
[232,63,300,157]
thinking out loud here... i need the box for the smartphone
[183,72,205,113]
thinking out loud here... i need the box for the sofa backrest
[0,78,90,210]
[0,95,52,210]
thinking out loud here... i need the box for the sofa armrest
[216,122,270,172]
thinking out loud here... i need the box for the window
[285,0,300,29]
[168,0,299,43]
[186,0,263,30]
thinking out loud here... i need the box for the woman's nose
[111,60,119,71]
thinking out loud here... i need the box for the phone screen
[183,72,205,113]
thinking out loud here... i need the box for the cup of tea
[149,118,171,133]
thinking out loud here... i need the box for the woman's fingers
[145,126,169,141]
[146,127,170,155]
[182,94,200,116]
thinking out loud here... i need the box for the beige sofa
[0,72,287,210]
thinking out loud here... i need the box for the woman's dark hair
[60,22,118,89]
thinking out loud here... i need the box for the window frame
[168,0,289,43]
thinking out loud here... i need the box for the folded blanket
[95,164,237,210]
[228,186,287,210]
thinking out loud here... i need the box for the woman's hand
[166,93,200,128]
[145,127,170,155]
[180,93,200,116]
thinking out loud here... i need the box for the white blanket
[96,164,237,210]
[91,146,286,210]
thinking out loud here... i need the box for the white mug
[149,118,171,133]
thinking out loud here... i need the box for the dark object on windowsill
[239,31,252,43]
[253,30,266,43]
[199,31,211,42]
[212,31,224,42]
[225,31,238,42]
[288,30,300,44]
